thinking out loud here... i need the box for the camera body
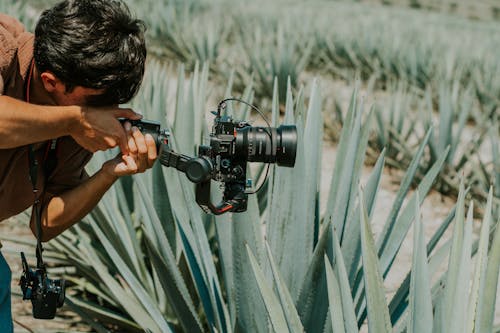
[19,252,65,319]
[122,104,297,214]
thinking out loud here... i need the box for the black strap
[28,139,58,270]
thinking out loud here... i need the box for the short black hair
[34,0,146,106]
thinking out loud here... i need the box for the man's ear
[40,71,65,93]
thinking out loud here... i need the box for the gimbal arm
[158,143,247,215]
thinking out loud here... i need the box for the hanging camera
[122,98,298,214]
[19,252,65,319]
[20,140,66,319]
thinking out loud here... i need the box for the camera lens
[276,125,297,167]
[235,125,297,167]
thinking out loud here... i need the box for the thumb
[113,108,143,120]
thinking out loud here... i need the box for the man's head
[34,0,146,106]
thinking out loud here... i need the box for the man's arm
[0,95,141,153]
[31,124,157,241]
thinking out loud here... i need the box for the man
[0,0,156,330]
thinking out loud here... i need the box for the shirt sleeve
[44,136,94,196]
[0,13,29,94]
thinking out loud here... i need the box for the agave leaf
[236,79,255,121]
[355,145,449,325]
[441,179,469,333]
[264,242,304,333]
[359,188,392,333]
[90,220,176,332]
[491,126,500,198]
[408,192,433,333]
[114,180,143,258]
[151,162,177,252]
[80,241,165,333]
[303,81,323,184]
[266,80,318,299]
[343,148,385,287]
[467,188,493,332]
[66,295,141,333]
[378,145,450,277]
[177,221,229,333]
[179,220,216,327]
[214,213,236,324]
[343,107,374,236]
[437,84,453,159]
[474,190,500,333]
[374,107,387,148]
[246,244,290,333]
[331,231,358,333]
[175,174,231,332]
[232,195,267,332]
[194,62,209,143]
[142,231,204,333]
[324,86,358,224]
[91,190,142,275]
[326,89,364,239]
[376,127,434,257]
[449,89,472,162]
[173,64,196,155]
[389,203,456,322]
[134,175,177,262]
[325,255,346,333]
[296,222,331,333]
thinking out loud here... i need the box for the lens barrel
[235,125,297,167]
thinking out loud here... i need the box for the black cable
[217,98,272,195]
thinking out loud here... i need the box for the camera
[19,252,65,319]
[122,98,298,214]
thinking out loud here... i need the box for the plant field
[0,0,499,332]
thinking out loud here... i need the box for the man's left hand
[101,121,157,177]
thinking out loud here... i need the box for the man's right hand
[70,106,143,154]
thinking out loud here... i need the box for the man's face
[39,70,105,107]
[52,85,106,106]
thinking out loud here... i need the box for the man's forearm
[0,95,80,148]
[31,168,119,242]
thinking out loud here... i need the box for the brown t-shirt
[0,14,92,222]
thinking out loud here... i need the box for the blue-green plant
[3,62,499,332]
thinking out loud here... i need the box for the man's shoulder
[0,13,34,95]
[0,13,26,38]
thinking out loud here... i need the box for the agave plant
[365,76,499,217]
[4,61,499,333]
[233,18,313,104]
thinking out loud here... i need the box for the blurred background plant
[1,0,499,331]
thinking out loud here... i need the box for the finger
[122,154,138,173]
[104,137,118,149]
[123,121,132,132]
[117,128,129,154]
[145,134,157,167]
[126,124,138,155]
[113,108,143,120]
[110,120,128,154]
[132,126,148,169]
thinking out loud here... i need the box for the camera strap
[28,140,58,269]
[25,58,59,270]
